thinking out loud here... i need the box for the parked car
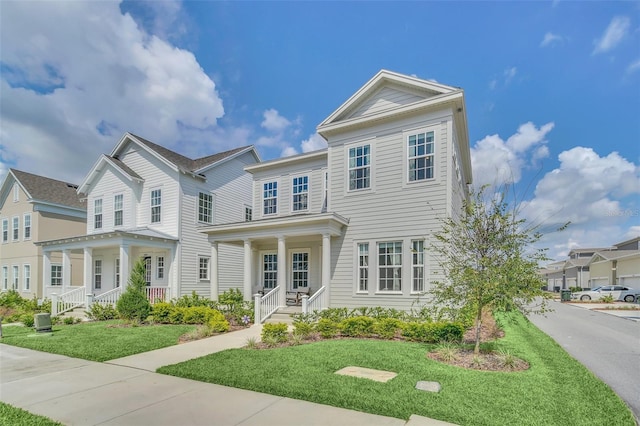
[571,285,638,302]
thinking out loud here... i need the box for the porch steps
[264,306,301,325]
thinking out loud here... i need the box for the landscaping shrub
[20,313,35,327]
[208,313,230,333]
[182,306,216,324]
[168,307,186,324]
[372,317,403,339]
[0,290,50,323]
[292,321,314,338]
[401,321,464,343]
[116,258,151,323]
[339,316,375,337]
[431,322,465,342]
[63,316,75,325]
[316,318,339,339]
[261,323,288,343]
[600,294,614,303]
[150,302,174,323]
[317,308,350,323]
[86,303,118,321]
[175,291,210,308]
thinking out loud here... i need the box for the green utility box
[560,290,572,302]
[34,313,53,332]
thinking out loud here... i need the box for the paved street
[529,301,640,421]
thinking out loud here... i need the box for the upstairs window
[12,217,19,241]
[23,214,31,240]
[198,192,214,224]
[245,206,252,222]
[94,199,103,229]
[408,131,435,181]
[151,189,162,223]
[263,182,277,215]
[2,219,8,243]
[114,194,123,227]
[348,145,370,190]
[292,176,309,212]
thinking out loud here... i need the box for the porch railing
[93,287,122,306]
[302,286,326,314]
[51,286,86,317]
[145,287,168,304]
[254,286,280,323]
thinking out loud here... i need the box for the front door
[291,251,309,290]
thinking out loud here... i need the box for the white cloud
[503,67,517,84]
[471,122,554,187]
[626,59,640,74]
[593,16,630,55]
[0,1,225,183]
[540,32,563,47]
[301,133,327,153]
[281,146,298,157]
[261,109,292,133]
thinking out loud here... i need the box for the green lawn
[0,402,63,426]
[158,313,635,426]
[0,321,196,361]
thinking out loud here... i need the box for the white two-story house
[37,133,259,304]
[201,70,472,314]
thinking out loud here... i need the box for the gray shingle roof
[11,169,85,210]
[107,156,143,180]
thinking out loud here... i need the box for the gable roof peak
[5,168,85,210]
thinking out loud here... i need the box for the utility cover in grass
[335,366,397,382]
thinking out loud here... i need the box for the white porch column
[43,251,51,294]
[119,243,130,289]
[243,239,252,302]
[168,245,177,299]
[322,233,331,307]
[277,236,286,307]
[83,247,93,294]
[210,242,219,301]
[62,249,71,292]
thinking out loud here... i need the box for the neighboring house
[0,169,86,300]
[36,133,260,305]
[201,70,472,314]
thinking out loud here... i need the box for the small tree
[116,258,151,323]
[430,186,556,354]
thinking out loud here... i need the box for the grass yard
[0,402,63,426]
[158,313,635,426]
[0,321,196,361]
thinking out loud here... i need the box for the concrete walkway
[0,325,456,426]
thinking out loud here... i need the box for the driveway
[529,300,640,421]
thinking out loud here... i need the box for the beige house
[0,169,86,300]
[588,237,640,288]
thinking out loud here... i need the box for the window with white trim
[245,206,252,222]
[2,219,8,243]
[94,199,103,229]
[157,256,165,279]
[198,192,214,223]
[12,265,19,290]
[263,182,277,215]
[94,259,102,290]
[114,194,123,227]
[357,243,369,292]
[23,213,31,240]
[291,252,309,289]
[408,131,435,181]
[348,144,371,190]
[411,240,425,293]
[199,256,210,281]
[23,264,30,291]
[12,216,19,241]
[144,257,152,285]
[151,189,162,223]
[13,183,19,202]
[51,265,62,286]
[292,176,309,212]
[2,266,7,290]
[115,258,120,287]
[378,241,402,291]
[262,253,277,289]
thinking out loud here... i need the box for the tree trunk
[474,305,483,355]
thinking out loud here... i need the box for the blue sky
[1,0,638,259]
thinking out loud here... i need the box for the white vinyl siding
[94,199,103,229]
[114,194,124,227]
[263,181,278,215]
[23,213,31,240]
[198,192,214,224]
[348,144,370,191]
[350,85,426,118]
[2,219,8,243]
[23,264,30,291]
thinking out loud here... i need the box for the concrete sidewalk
[0,326,456,426]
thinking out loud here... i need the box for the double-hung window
[94,199,103,229]
[144,257,152,285]
[408,131,435,181]
[199,257,210,281]
[2,266,7,290]
[12,217,19,241]
[115,258,120,287]
[348,145,370,190]
[263,182,277,215]
[151,189,162,223]
[357,243,369,292]
[94,259,102,289]
[245,206,252,222]
[23,264,30,291]
[262,254,277,289]
[114,194,123,227]
[51,265,62,286]
[2,219,8,243]
[198,192,213,223]
[157,256,165,279]
[292,252,309,289]
[23,214,31,240]
[12,265,19,290]
[292,176,308,212]
[411,240,425,293]
[378,242,402,292]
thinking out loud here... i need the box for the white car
[571,285,638,302]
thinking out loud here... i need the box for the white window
[12,216,19,241]
[323,171,328,211]
[291,252,309,289]
[151,189,162,223]
[199,257,210,281]
[408,131,435,181]
[348,144,370,190]
[198,192,213,223]
[245,206,252,222]
[51,265,62,286]
[2,266,8,290]
[2,219,8,243]
[292,176,309,212]
[13,183,19,202]
[12,265,19,290]
[144,257,152,285]
[114,194,123,227]
[157,256,164,279]
[23,213,31,240]
[115,258,120,287]
[262,253,277,289]
[23,264,31,291]
[378,242,402,292]
[411,240,425,293]
[263,182,277,215]
[357,243,369,292]
[94,259,102,290]
[94,199,103,229]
